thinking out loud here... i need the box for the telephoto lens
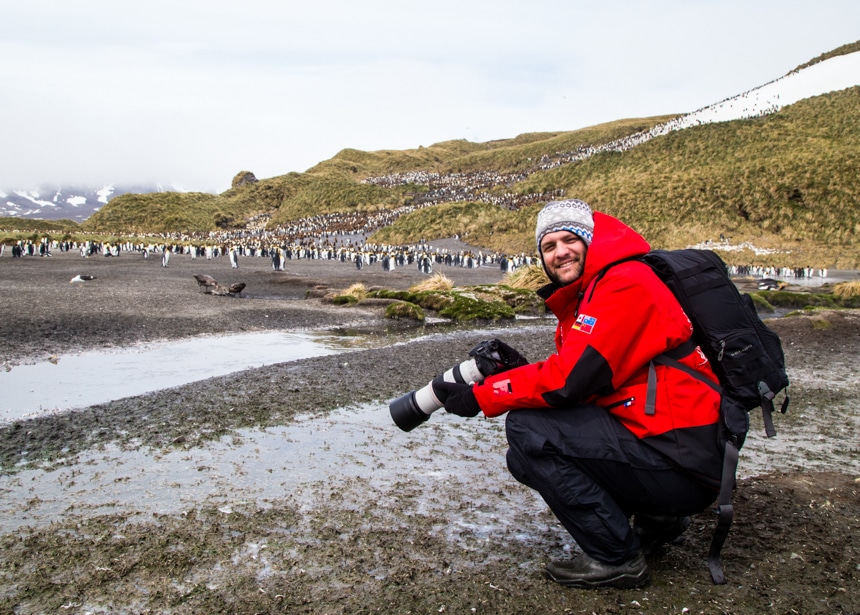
[389,338,529,432]
[388,357,484,431]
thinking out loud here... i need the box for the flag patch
[572,314,597,334]
[492,379,512,396]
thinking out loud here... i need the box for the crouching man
[436,199,723,588]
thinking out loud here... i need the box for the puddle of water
[0,331,370,422]
[0,402,537,537]
[0,388,855,565]
[1,321,556,424]
[1,392,855,537]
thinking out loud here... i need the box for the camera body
[389,339,527,431]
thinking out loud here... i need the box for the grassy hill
[80,117,669,234]
[0,218,80,232]
[24,42,860,268]
[82,192,221,234]
[0,217,82,245]
[520,87,860,264]
[373,88,860,267]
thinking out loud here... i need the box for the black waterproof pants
[505,404,717,565]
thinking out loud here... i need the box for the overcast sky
[2,1,858,193]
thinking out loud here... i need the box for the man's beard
[545,259,583,287]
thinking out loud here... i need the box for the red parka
[474,212,724,487]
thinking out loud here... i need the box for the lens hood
[389,391,432,432]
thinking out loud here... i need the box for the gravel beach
[0,247,858,614]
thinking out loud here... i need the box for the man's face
[540,230,588,286]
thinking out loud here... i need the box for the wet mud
[0,250,858,614]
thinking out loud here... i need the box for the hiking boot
[545,551,650,589]
[633,514,691,555]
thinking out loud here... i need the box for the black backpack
[599,249,790,583]
[639,249,790,584]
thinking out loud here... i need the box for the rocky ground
[0,248,858,614]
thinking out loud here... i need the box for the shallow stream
[1,371,856,536]
[1,331,375,422]
[0,401,547,540]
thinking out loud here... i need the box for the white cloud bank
[1,0,859,192]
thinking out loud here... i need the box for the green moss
[811,317,833,329]
[384,301,425,321]
[759,291,840,309]
[748,292,775,313]
[755,289,860,311]
[840,295,860,308]
[368,285,539,322]
[436,291,514,321]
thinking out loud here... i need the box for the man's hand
[432,380,481,417]
[470,338,529,376]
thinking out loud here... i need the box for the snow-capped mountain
[0,184,189,222]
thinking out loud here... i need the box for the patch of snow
[558,51,860,167]
[680,51,860,128]
[13,190,54,208]
[96,185,114,204]
[661,51,860,133]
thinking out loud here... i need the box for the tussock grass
[833,280,860,298]
[408,273,453,292]
[343,283,369,300]
[503,264,549,290]
[513,87,860,266]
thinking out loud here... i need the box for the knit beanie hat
[535,199,594,252]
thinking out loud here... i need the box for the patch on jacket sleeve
[492,379,513,396]
[572,313,597,334]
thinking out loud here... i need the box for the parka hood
[537,212,651,300]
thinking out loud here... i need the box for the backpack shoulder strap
[583,255,643,302]
[648,341,735,585]
[707,439,739,585]
[644,339,719,415]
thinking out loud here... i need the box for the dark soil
[0,249,858,614]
